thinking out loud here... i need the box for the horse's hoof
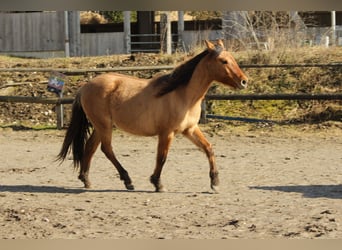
[83,180,91,189]
[156,186,166,193]
[150,175,165,192]
[125,183,135,191]
[211,184,219,193]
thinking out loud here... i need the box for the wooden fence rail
[0,63,341,75]
[1,93,341,128]
[0,96,74,104]
[205,93,342,101]
[1,93,342,105]
[0,63,341,128]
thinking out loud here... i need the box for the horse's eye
[221,59,228,65]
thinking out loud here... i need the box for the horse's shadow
[0,185,155,194]
[250,184,342,199]
[0,184,215,195]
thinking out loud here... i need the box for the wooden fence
[0,63,341,128]
[0,12,65,52]
[0,12,224,57]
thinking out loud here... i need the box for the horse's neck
[183,65,212,105]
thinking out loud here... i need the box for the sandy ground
[0,124,341,239]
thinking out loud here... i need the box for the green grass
[0,123,57,130]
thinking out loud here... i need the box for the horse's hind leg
[79,130,101,188]
[100,128,134,190]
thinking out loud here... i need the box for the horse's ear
[217,39,225,49]
[205,40,216,51]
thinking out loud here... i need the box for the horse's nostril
[241,79,248,87]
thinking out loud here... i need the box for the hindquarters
[57,92,91,168]
[57,78,112,167]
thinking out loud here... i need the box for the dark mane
[154,49,210,97]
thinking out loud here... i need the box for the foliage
[80,11,107,24]
[187,11,222,20]
[80,11,138,24]
[99,11,137,23]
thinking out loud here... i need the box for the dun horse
[58,40,248,192]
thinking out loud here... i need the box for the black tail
[57,93,91,168]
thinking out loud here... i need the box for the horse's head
[205,40,248,90]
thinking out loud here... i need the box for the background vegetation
[206,46,341,123]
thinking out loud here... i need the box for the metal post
[177,11,185,51]
[124,11,131,54]
[64,11,70,57]
[331,11,336,46]
[166,11,172,54]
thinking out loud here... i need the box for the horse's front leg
[150,132,174,192]
[183,126,219,192]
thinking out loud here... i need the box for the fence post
[200,100,207,124]
[124,11,131,54]
[56,92,64,129]
[160,11,172,54]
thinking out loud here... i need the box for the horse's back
[79,73,161,135]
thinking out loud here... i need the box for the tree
[222,11,307,50]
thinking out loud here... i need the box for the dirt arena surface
[0,124,341,239]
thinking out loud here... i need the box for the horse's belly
[111,111,159,136]
[114,123,158,137]
[109,91,200,136]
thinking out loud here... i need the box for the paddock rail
[0,63,341,128]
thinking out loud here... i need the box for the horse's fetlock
[150,175,158,185]
[125,183,135,191]
[210,171,219,179]
[120,171,131,182]
[150,175,164,192]
[78,174,91,188]
[210,171,219,186]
